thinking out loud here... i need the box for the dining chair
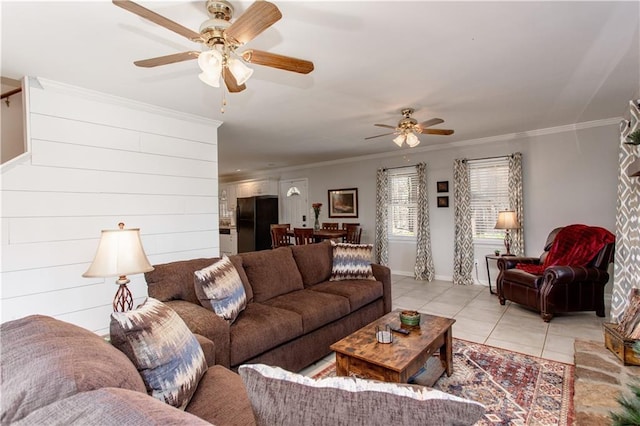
[270,223,291,230]
[321,222,339,230]
[293,227,315,245]
[271,226,291,248]
[341,222,360,230]
[344,226,362,244]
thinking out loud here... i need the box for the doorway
[279,178,309,229]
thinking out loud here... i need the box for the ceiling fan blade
[420,128,455,135]
[374,124,396,130]
[365,132,395,140]
[417,118,444,129]
[241,50,314,74]
[112,0,204,42]
[225,1,282,45]
[224,70,246,93]
[134,51,199,68]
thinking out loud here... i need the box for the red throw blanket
[516,224,615,275]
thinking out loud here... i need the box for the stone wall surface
[574,339,640,425]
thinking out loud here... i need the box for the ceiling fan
[365,108,454,147]
[112,0,314,93]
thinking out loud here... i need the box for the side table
[485,255,504,295]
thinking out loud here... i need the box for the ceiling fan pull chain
[220,68,227,114]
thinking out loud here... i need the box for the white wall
[227,120,619,284]
[0,78,221,334]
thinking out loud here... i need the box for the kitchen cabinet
[236,179,278,198]
[220,230,237,256]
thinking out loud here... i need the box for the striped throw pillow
[330,242,376,281]
[110,298,207,410]
[194,256,247,323]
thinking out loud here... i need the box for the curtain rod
[463,153,518,163]
[382,163,421,171]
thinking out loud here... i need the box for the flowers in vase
[312,203,322,219]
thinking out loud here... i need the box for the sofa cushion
[230,303,303,366]
[330,242,376,281]
[262,289,351,333]
[194,256,247,323]
[238,364,485,426]
[0,315,146,424]
[291,241,333,287]
[240,247,304,302]
[185,365,257,425]
[14,388,210,426]
[146,256,253,304]
[311,280,384,311]
[110,298,208,410]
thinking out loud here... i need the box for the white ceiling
[2,1,639,179]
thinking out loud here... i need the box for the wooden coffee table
[330,310,455,385]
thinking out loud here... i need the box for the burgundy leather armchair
[497,227,615,322]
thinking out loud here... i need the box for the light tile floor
[299,275,609,377]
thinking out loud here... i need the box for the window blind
[388,168,418,237]
[468,157,510,240]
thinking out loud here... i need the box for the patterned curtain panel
[612,99,640,322]
[415,163,435,281]
[374,168,389,265]
[508,152,524,256]
[453,159,474,285]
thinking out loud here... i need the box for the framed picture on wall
[437,181,449,193]
[328,188,358,218]
[437,196,449,208]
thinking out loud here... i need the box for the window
[468,157,509,240]
[388,168,418,237]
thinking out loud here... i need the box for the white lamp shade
[228,57,253,85]
[405,132,420,147]
[197,50,223,87]
[198,49,223,74]
[393,134,406,147]
[83,228,154,278]
[198,71,221,88]
[495,210,520,229]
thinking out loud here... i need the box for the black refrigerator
[237,196,279,252]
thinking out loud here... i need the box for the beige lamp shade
[494,211,520,230]
[83,227,154,278]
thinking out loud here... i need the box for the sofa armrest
[544,266,610,286]
[163,300,231,368]
[371,263,392,314]
[497,256,540,271]
[194,334,216,367]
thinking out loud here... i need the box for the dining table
[286,228,347,243]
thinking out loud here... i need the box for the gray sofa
[1,314,485,426]
[145,241,392,372]
[0,314,256,425]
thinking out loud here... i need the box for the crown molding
[224,117,622,180]
[31,77,222,129]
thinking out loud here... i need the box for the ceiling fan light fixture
[228,57,254,85]
[198,71,221,87]
[198,49,223,73]
[406,132,420,147]
[393,133,406,147]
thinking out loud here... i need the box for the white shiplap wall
[1,77,221,335]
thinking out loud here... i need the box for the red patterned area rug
[313,339,575,425]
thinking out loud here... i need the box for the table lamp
[83,223,154,312]
[494,211,520,256]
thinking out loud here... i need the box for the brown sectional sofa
[1,314,256,425]
[145,241,392,372]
